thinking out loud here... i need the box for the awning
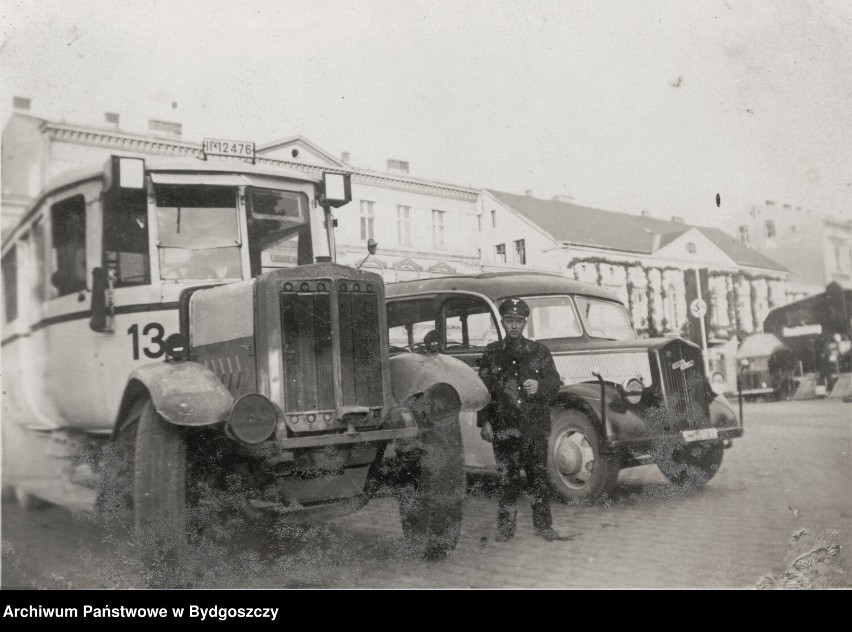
[736,333,786,359]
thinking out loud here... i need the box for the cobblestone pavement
[2,399,849,589]
[315,398,851,589]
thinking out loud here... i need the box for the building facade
[737,200,852,298]
[479,189,789,345]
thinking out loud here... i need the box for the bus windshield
[155,185,242,280]
[574,296,635,341]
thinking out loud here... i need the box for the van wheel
[133,399,191,586]
[547,409,618,502]
[397,384,465,560]
[656,441,724,489]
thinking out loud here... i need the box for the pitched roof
[486,189,787,272]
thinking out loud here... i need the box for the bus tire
[547,408,618,502]
[656,441,724,490]
[397,384,465,560]
[133,399,190,586]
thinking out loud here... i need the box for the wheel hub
[555,430,594,484]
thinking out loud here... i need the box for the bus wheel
[547,409,618,502]
[397,384,465,560]
[656,441,724,490]
[133,399,191,586]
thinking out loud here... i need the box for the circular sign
[690,298,708,319]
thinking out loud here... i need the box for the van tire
[656,441,724,489]
[547,408,618,502]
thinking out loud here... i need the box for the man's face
[501,315,527,339]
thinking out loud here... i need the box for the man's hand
[523,379,539,396]
[480,420,494,443]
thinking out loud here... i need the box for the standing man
[478,297,563,542]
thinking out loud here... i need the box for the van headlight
[621,378,644,405]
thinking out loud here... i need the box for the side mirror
[89,267,111,332]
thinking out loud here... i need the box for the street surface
[2,398,849,589]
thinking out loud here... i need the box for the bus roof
[385,271,622,304]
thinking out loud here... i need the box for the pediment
[427,261,457,275]
[392,257,423,272]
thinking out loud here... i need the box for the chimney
[640,210,651,217]
[525,189,534,197]
[765,199,775,206]
[671,216,684,223]
[551,194,573,203]
[782,203,791,209]
[386,159,409,175]
[105,112,120,129]
[13,96,31,111]
[341,151,350,163]
[148,119,182,138]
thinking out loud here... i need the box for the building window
[477,214,482,232]
[513,239,526,264]
[738,225,749,244]
[432,210,445,249]
[360,200,375,241]
[495,243,506,263]
[766,219,776,238]
[491,209,497,228]
[686,242,696,254]
[397,205,411,246]
[2,246,18,323]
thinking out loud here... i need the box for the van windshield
[574,297,635,340]
[155,185,242,280]
[522,296,583,340]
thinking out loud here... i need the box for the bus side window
[50,195,87,297]
[103,188,150,286]
[2,246,18,322]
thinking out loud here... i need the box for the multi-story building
[479,189,789,346]
[736,200,852,298]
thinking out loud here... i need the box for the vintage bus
[763,282,852,393]
[385,273,743,502]
[0,150,488,578]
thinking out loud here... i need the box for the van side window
[2,246,18,322]
[103,188,150,286]
[50,194,87,296]
[442,296,499,351]
[386,297,437,352]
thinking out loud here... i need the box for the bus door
[36,181,115,430]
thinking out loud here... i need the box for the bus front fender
[118,361,234,428]
[388,353,490,412]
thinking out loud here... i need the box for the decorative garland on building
[566,256,780,337]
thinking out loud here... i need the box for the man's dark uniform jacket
[477,336,561,438]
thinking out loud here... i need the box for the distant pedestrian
[478,297,563,542]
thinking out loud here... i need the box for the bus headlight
[621,378,644,405]
[227,394,277,444]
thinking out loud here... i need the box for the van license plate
[682,428,718,442]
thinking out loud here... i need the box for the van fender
[388,353,490,413]
[553,382,648,442]
[115,361,234,430]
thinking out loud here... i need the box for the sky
[1,0,850,230]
